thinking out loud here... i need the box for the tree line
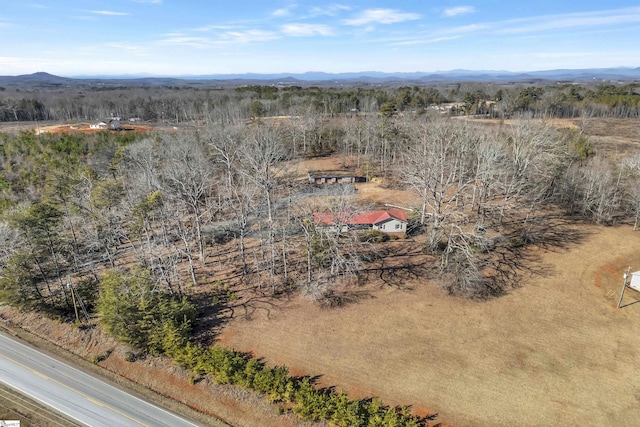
[1,81,638,124]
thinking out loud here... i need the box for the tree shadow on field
[191,289,289,346]
[318,289,375,309]
[190,291,231,346]
[228,293,282,321]
[487,214,593,293]
[359,240,435,290]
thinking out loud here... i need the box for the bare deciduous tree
[621,154,640,230]
[240,124,288,289]
[560,156,622,224]
[159,133,216,268]
[400,118,478,251]
[485,118,571,226]
[294,186,369,299]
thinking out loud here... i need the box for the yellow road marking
[32,370,50,380]
[87,397,106,407]
[86,396,149,426]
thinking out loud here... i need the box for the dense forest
[1,79,639,123]
[1,81,639,425]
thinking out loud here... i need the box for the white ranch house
[314,209,408,235]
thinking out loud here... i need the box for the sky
[1,1,639,76]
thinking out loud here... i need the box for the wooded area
[1,80,639,425]
[1,80,639,123]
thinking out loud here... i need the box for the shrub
[91,350,112,364]
[359,229,389,243]
[157,320,432,426]
[97,268,196,354]
[508,236,525,248]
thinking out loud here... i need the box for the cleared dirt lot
[219,224,640,426]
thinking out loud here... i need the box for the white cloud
[91,10,129,16]
[158,36,213,48]
[343,9,421,26]
[0,56,27,65]
[222,29,278,43]
[70,15,97,21]
[496,7,640,34]
[449,23,491,34]
[161,32,186,37]
[442,6,475,18]
[281,23,333,36]
[309,4,350,17]
[390,36,461,46]
[193,24,239,32]
[272,8,291,17]
[159,29,278,47]
[384,6,640,45]
[360,22,488,46]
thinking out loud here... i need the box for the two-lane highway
[0,331,207,427]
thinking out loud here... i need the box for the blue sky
[1,1,639,76]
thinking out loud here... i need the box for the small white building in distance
[90,119,120,130]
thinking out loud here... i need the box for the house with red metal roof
[313,209,408,235]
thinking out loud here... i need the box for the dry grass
[0,382,80,427]
[462,116,580,131]
[290,156,350,176]
[218,224,640,426]
[580,118,640,161]
[353,181,415,207]
[463,116,640,161]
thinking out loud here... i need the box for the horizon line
[1,66,637,80]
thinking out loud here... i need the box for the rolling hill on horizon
[0,68,639,87]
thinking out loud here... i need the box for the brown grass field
[217,119,640,426]
[219,224,640,426]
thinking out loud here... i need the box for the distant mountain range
[1,68,639,86]
[178,67,640,82]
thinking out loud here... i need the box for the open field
[214,126,640,426]
[462,116,640,161]
[219,223,640,426]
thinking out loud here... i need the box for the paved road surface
[0,331,205,427]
